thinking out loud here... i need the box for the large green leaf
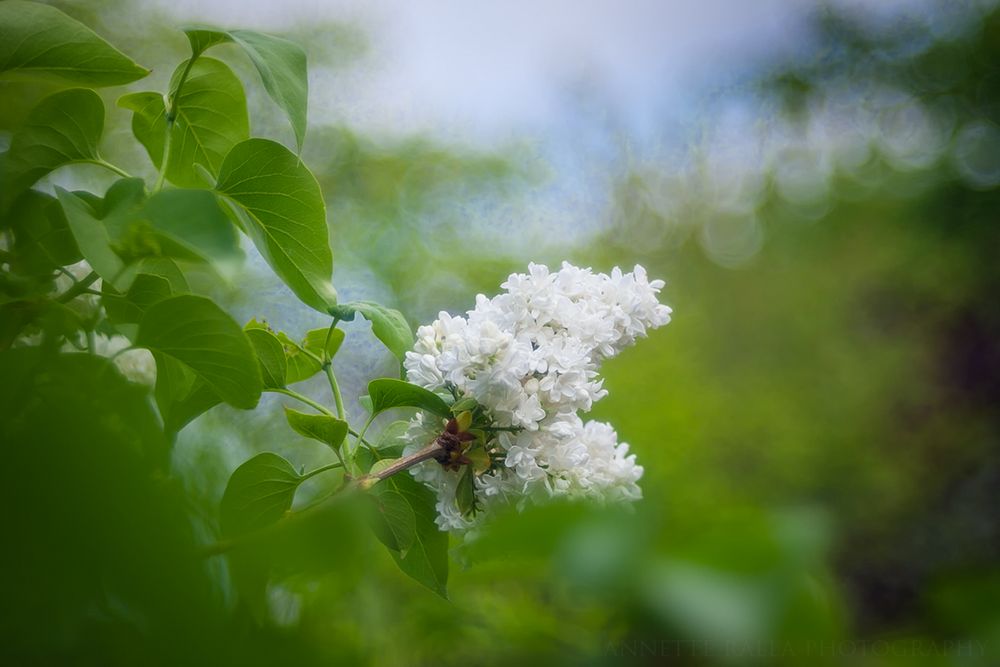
[0,1,148,86]
[183,28,308,150]
[332,300,413,363]
[4,89,104,208]
[215,138,336,313]
[283,408,349,452]
[141,189,243,276]
[119,58,248,187]
[221,452,302,536]
[245,326,286,389]
[373,473,448,597]
[137,295,262,409]
[368,378,452,418]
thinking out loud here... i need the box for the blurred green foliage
[1,2,999,666]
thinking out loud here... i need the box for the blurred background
[2,0,999,664]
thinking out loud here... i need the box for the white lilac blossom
[402,262,671,531]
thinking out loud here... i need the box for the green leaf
[215,138,336,313]
[331,300,413,363]
[368,378,451,418]
[55,187,128,290]
[137,295,262,409]
[184,29,231,58]
[102,273,172,327]
[8,190,81,276]
[455,465,476,517]
[283,408,348,451]
[134,257,190,293]
[228,30,308,151]
[120,58,249,187]
[369,489,416,555]
[152,353,221,437]
[4,89,104,209]
[373,473,448,597]
[141,189,243,277]
[302,326,345,360]
[221,452,302,536]
[182,28,309,151]
[245,326,286,389]
[0,1,148,86]
[117,90,165,165]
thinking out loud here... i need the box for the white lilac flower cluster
[402,262,672,531]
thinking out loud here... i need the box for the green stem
[268,388,336,417]
[300,461,344,481]
[154,57,197,192]
[324,363,346,421]
[56,271,99,303]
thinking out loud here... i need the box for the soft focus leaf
[215,138,336,312]
[245,326,286,389]
[137,294,262,409]
[283,407,348,451]
[8,190,81,276]
[55,187,128,290]
[4,89,104,209]
[0,1,148,86]
[102,273,172,327]
[141,189,243,276]
[368,378,451,418]
[221,452,302,536]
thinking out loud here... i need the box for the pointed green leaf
[4,89,104,208]
[184,29,231,58]
[137,295,262,409]
[368,378,451,418]
[215,138,336,313]
[374,473,448,597]
[117,90,165,164]
[283,408,348,451]
[0,1,148,86]
[181,28,308,150]
[331,300,412,363]
[221,452,302,536]
[245,326,286,389]
[228,30,308,151]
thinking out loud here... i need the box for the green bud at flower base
[455,410,473,432]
